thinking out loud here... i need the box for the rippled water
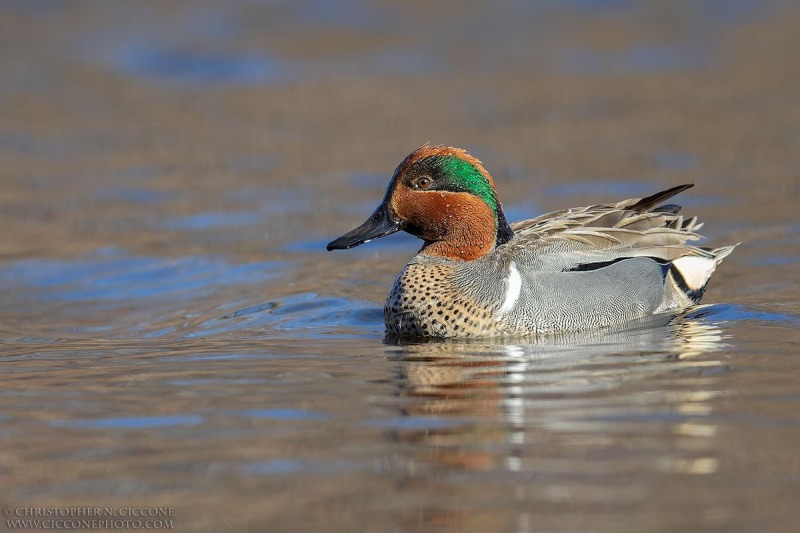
[2,1,800,531]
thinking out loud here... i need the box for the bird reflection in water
[384,309,728,531]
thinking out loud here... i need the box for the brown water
[1,1,799,531]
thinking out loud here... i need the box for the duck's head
[327,145,514,261]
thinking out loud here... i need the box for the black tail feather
[630,184,694,213]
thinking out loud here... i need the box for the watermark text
[2,508,174,529]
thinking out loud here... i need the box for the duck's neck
[415,194,514,261]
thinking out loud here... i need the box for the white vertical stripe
[498,261,522,315]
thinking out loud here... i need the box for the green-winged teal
[327,145,736,338]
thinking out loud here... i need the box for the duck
[327,145,736,338]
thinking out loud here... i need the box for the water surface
[1,1,799,531]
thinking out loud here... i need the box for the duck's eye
[414,177,432,189]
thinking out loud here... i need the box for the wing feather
[502,185,720,271]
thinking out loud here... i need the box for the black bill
[326,202,404,250]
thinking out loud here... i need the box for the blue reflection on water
[0,252,282,302]
[50,415,204,429]
[163,212,263,230]
[115,47,295,85]
[559,44,714,74]
[187,292,383,339]
[691,304,799,325]
[237,409,329,421]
